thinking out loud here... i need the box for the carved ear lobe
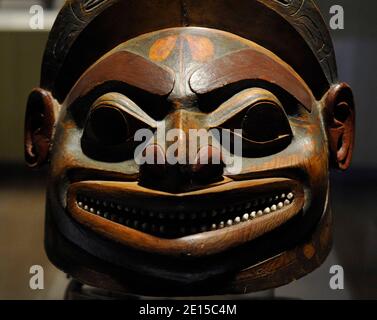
[24,88,58,167]
[325,83,355,170]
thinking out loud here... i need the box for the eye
[81,105,138,162]
[242,101,292,142]
[86,106,130,145]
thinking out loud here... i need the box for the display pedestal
[64,279,276,300]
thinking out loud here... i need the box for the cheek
[292,117,329,176]
[50,120,84,178]
[50,118,140,182]
[290,119,330,213]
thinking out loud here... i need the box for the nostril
[139,144,167,186]
[195,145,222,166]
[142,144,166,165]
[139,145,224,191]
[192,146,224,183]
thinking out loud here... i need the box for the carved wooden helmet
[25,0,355,296]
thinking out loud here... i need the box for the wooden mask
[25,0,355,296]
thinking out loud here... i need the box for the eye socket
[242,101,292,142]
[81,105,140,162]
[86,106,130,145]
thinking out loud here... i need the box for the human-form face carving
[24,1,355,295]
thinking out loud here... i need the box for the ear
[24,88,58,167]
[325,83,355,170]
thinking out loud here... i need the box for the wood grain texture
[190,48,315,111]
[41,0,336,102]
[29,0,355,297]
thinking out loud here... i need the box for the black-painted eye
[81,106,138,162]
[242,102,292,143]
[86,106,130,145]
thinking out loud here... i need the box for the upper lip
[67,177,304,257]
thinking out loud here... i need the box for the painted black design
[268,0,337,83]
[83,0,109,12]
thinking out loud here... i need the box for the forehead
[66,27,315,110]
[116,27,250,70]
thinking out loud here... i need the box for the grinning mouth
[67,178,304,257]
[76,192,295,239]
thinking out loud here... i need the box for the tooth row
[209,194,294,231]
[76,192,294,236]
[77,192,293,222]
[77,201,215,236]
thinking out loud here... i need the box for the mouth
[76,191,295,238]
[67,178,304,257]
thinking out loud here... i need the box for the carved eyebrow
[189,48,315,111]
[207,88,283,128]
[93,93,158,128]
[66,50,175,106]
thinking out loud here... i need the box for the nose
[138,111,225,192]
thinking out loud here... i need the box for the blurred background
[0,0,376,299]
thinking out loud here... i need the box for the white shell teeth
[77,191,295,234]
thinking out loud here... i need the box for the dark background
[0,0,376,299]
